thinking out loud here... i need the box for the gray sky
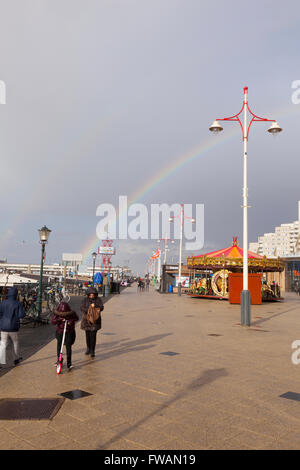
[0,0,300,274]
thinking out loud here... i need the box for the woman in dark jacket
[80,287,104,358]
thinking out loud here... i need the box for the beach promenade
[1,287,300,450]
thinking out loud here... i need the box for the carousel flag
[152,249,160,260]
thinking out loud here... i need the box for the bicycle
[21,294,50,326]
[44,288,58,313]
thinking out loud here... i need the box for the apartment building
[249,201,300,258]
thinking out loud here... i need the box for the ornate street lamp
[158,234,175,265]
[37,225,51,321]
[209,86,282,325]
[209,120,223,133]
[92,251,97,286]
[267,121,283,134]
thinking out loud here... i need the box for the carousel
[187,237,284,301]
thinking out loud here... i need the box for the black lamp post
[92,252,97,286]
[37,225,51,321]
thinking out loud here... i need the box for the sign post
[98,240,116,296]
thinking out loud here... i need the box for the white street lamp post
[178,208,183,296]
[170,204,195,296]
[209,86,282,325]
[158,233,175,266]
[157,242,161,287]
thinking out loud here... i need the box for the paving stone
[4,439,38,450]
[230,429,277,450]
[48,416,105,439]
[48,412,84,430]
[118,426,173,449]
[52,440,94,450]
[102,438,150,450]
[88,413,130,430]
[26,430,73,450]
[59,401,105,421]
[6,421,51,439]
[207,437,253,450]
[265,438,300,450]
[156,438,206,450]
[73,429,116,449]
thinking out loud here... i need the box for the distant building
[86,265,131,279]
[250,201,300,258]
[0,262,131,281]
[248,242,259,254]
[0,263,65,276]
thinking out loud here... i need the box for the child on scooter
[52,301,79,371]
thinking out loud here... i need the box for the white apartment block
[249,242,259,254]
[249,201,300,258]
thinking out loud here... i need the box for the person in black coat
[80,287,104,358]
[0,286,25,366]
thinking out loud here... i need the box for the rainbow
[81,100,300,265]
[81,127,240,264]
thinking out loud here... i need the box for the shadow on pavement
[71,333,173,369]
[99,367,228,449]
[251,306,299,327]
[6,333,173,370]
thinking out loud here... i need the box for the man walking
[0,286,25,366]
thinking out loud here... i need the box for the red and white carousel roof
[193,237,262,260]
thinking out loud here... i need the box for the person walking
[51,301,79,370]
[137,278,145,292]
[0,286,25,366]
[80,287,104,358]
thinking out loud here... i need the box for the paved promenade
[1,287,300,449]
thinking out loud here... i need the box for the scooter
[56,320,68,375]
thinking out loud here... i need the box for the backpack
[86,304,101,325]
